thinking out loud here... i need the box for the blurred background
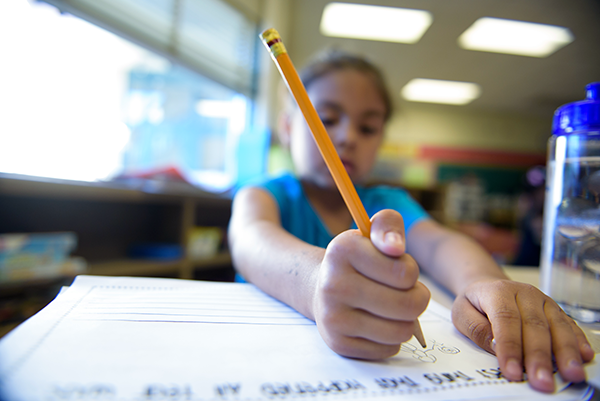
[0,0,599,334]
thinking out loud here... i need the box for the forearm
[409,221,508,296]
[230,220,324,321]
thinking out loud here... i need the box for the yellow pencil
[260,28,426,348]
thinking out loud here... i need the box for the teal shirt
[235,173,430,282]
[258,173,430,248]
[235,174,429,282]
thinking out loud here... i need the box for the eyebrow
[314,101,386,119]
[314,101,343,113]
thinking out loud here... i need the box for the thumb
[370,209,406,258]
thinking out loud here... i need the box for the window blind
[40,0,259,97]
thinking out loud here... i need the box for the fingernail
[506,359,523,380]
[535,368,553,385]
[567,358,584,375]
[491,338,496,352]
[384,231,402,246]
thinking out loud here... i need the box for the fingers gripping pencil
[260,28,426,349]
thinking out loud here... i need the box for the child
[228,51,594,393]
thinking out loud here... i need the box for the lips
[341,159,354,175]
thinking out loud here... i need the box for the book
[0,232,86,284]
[0,275,594,401]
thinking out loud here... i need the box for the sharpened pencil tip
[413,320,426,348]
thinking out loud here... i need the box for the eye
[360,125,381,136]
[319,115,338,127]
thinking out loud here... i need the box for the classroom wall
[377,104,549,189]
[276,0,552,154]
[384,103,550,153]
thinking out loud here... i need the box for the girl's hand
[312,210,430,359]
[452,279,595,392]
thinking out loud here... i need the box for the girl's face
[287,69,387,189]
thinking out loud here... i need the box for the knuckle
[491,307,520,325]
[500,338,523,352]
[547,300,571,320]
[552,313,573,329]
[320,275,358,303]
[492,279,516,293]
[523,315,548,330]
[525,348,551,363]
[391,322,416,343]
[418,285,431,310]
[325,235,349,260]
[376,321,415,345]
[320,311,348,333]
[407,289,430,318]
[389,256,418,287]
[398,292,420,318]
[517,282,537,293]
[396,286,430,320]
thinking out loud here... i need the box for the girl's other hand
[312,210,430,359]
[452,279,595,392]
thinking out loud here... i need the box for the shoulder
[359,184,415,205]
[359,184,431,232]
[249,173,301,199]
[237,173,304,212]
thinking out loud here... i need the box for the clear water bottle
[540,82,600,323]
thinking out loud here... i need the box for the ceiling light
[320,2,432,44]
[401,79,481,105]
[458,17,574,57]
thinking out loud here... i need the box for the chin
[314,176,338,190]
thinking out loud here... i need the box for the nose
[331,118,358,149]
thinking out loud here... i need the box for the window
[0,0,265,192]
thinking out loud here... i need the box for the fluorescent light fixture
[320,2,432,44]
[458,17,574,57]
[401,79,482,105]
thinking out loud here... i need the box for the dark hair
[298,50,393,121]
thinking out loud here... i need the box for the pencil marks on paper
[400,339,460,363]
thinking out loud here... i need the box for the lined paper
[0,275,592,401]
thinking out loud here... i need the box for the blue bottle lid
[552,82,600,136]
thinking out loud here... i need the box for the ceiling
[284,0,600,118]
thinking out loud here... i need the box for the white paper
[0,275,592,401]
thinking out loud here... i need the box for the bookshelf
[0,173,235,281]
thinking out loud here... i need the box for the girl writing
[228,51,594,393]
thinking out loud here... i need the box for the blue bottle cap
[552,82,600,136]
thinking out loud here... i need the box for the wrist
[456,266,510,295]
[293,246,325,322]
